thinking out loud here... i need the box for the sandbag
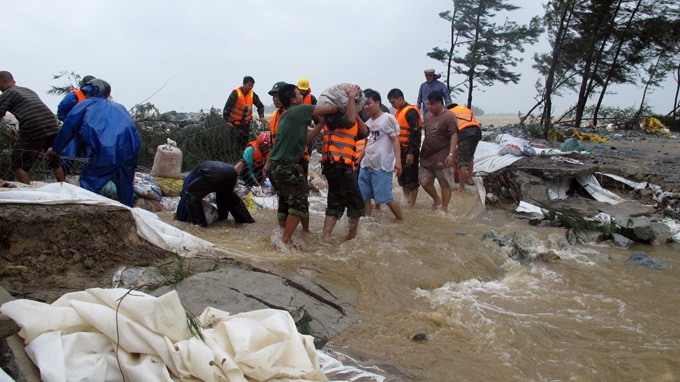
[317,83,365,113]
[133,172,162,201]
[151,138,183,179]
[154,176,184,197]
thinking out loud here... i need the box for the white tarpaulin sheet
[575,174,625,205]
[596,172,648,190]
[0,288,325,382]
[0,182,215,257]
[472,141,524,174]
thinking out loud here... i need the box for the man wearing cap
[47,79,140,207]
[56,74,95,175]
[417,69,451,115]
[222,76,266,153]
[56,75,95,121]
[297,78,317,105]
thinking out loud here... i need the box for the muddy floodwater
[162,188,680,381]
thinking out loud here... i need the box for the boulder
[625,251,671,269]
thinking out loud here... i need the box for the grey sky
[3,0,676,116]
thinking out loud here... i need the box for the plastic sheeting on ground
[0,288,325,382]
[575,174,626,205]
[596,172,648,190]
[0,182,215,258]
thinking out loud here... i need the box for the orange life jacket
[71,89,86,103]
[228,87,254,125]
[354,138,365,163]
[302,90,313,105]
[269,108,283,144]
[322,122,359,168]
[450,105,480,131]
[246,138,269,168]
[394,105,422,149]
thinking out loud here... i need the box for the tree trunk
[543,0,575,138]
[520,99,544,125]
[466,0,484,109]
[636,53,663,121]
[673,65,680,121]
[593,0,641,127]
[446,1,459,92]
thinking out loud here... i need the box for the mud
[0,204,175,303]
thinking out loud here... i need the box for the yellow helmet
[297,78,310,91]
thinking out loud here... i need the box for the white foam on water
[318,349,386,382]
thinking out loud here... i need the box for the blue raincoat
[52,93,140,207]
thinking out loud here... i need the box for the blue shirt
[417,80,452,114]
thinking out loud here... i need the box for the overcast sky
[3,0,677,116]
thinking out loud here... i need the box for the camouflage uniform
[269,161,309,220]
[322,162,365,219]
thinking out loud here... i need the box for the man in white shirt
[357,90,403,220]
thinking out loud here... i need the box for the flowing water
[162,188,680,381]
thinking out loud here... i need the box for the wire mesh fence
[0,109,269,182]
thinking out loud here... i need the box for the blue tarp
[52,95,140,206]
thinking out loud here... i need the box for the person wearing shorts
[268,83,360,249]
[447,103,482,191]
[320,116,367,243]
[419,91,458,212]
[387,88,422,208]
[357,90,403,220]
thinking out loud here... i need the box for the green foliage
[537,202,621,236]
[526,124,543,139]
[135,106,242,172]
[560,104,653,127]
[295,310,314,336]
[47,71,82,96]
[159,255,192,286]
[428,0,543,107]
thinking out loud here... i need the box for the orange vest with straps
[269,108,283,144]
[322,122,359,168]
[394,105,422,149]
[354,138,365,163]
[302,90,313,105]
[71,89,86,103]
[450,105,480,131]
[229,88,254,125]
[246,138,269,168]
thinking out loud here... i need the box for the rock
[152,267,355,342]
[482,230,505,247]
[593,253,612,263]
[650,222,672,244]
[112,267,168,290]
[625,251,671,269]
[410,333,428,342]
[611,233,633,248]
[539,220,552,227]
[536,251,561,262]
[618,216,654,242]
[486,193,499,203]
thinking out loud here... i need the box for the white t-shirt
[361,112,399,172]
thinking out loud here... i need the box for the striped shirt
[0,86,59,139]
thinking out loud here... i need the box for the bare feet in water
[431,200,442,211]
[283,240,302,251]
